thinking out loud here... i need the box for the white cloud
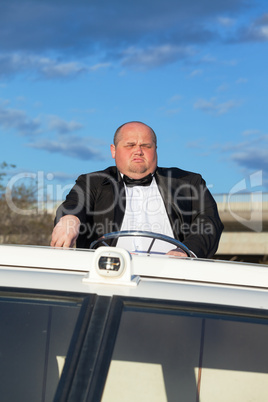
[39,59,86,78]
[217,83,229,92]
[190,69,203,77]
[194,97,241,115]
[217,17,236,27]
[0,104,40,135]
[259,26,268,39]
[89,63,111,71]
[165,107,181,116]
[168,94,182,103]
[0,1,266,75]
[28,135,106,161]
[236,77,248,84]
[236,12,268,42]
[242,129,261,136]
[48,116,83,134]
[231,148,268,170]
[121,44,195,69]
[200,54,217,63]
[186,139,205,149]
[0,53,89,79]
[251,13,268,40]
[214,132,268,187]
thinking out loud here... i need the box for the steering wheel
[90,230,196,258]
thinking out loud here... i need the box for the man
[51,121,223,258]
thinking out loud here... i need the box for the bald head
[113,121,157,147]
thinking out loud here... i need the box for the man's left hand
[166,248,188,257]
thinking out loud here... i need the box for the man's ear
[110,144,116,159]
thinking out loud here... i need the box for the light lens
[98,256,121,272]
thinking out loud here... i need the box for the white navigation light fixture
[84,247,138,286]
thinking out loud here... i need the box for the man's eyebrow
[125,141,152,146]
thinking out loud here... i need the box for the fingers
[50,235,72,248]
[50,215,80,248]
[166,248,188,257]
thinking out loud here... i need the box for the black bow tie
[123,173,153,187]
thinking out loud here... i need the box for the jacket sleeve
[180,174,224,258]
[55,174,92,225]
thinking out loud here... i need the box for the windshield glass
[0,290,83,402]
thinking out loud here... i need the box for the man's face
[110,122,158,179]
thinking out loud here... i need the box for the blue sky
[0,0,267,202]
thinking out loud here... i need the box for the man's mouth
[132,158,144,162]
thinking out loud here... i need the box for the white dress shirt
[117,178,175,254]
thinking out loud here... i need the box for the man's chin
[128,166,148,175]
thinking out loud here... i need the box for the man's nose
[134,145,144,154]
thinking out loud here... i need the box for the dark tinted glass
[102,304,268,402]
[0,291,82,402]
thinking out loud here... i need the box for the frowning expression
[110,122,157,179]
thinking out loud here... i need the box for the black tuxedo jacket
[55,166,223,258]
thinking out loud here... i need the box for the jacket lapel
[155,168,183,240]
[97,168,126,233]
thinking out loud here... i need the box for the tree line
[0,162,53,246]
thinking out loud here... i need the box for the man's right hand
[50,215,81,248]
